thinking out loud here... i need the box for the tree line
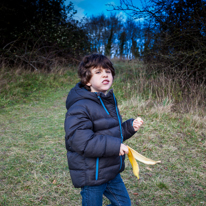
[0,0,143,70]
[0,0,90,70]
[0,0,205,83]
[84,14,142,59]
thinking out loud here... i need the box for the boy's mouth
[102,80,109,84]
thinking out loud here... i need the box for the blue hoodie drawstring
[97,96,110,115]
[96,93,123,143]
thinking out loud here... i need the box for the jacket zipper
[95,94,109,181]
[95,93,123,176]
[113,94,124,143]
[95,157,99,180]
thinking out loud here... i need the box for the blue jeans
[80,173,131,206]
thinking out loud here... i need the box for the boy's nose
[102,71,108,77]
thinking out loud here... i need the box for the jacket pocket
[95,157,99,180]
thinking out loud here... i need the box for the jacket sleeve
[64,105,121,158]
[121,118,136,141]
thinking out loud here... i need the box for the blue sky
[65,0,138,20]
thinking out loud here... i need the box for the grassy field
[0,61,205,205]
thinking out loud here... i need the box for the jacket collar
[66,82,114,110]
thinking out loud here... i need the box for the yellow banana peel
[127,146,161,179]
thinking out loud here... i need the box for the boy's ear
[86,82,91,86]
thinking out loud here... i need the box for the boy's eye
[96,71,101,74]
[106,70,111,73]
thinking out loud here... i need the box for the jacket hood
[66,82,114,110]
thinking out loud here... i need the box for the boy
[64,54,143,206]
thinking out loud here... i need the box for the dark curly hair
[78,54,115,90]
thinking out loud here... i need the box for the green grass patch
[0,61,206,205]
[0,67,78,108]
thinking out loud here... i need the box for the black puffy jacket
[64,83,136,188]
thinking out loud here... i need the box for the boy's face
[86,67,113,94]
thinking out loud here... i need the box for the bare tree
[108,0,206,82]
[85,13,123,57]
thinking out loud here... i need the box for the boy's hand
[133,117,144,131]
[119,144,128,156]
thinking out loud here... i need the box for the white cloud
[107,1,116,5]
[73,5,85,20]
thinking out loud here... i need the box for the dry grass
[113,60,206,116]
[119,95,206,205]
